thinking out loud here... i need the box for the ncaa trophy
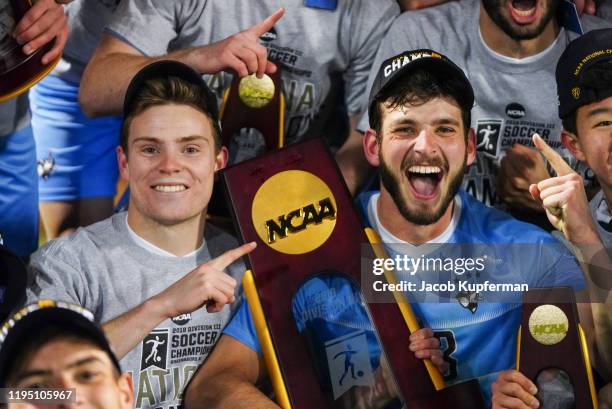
[220,138,486,408]
[0,0,60,101]
[517,287,598,409]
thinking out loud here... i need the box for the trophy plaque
[517,287,598,409]
[220,138,486,409]
[0,245,26,323]
[0,0,60,102]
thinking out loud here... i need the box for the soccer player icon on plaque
[0,0,60,101]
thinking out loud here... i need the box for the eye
[75,369,101,383]
[141,145,159,155]
[594,120,612,128]
[21,381,47,389]
[393,126,415,136]
[437,126,456,135]
[184,145,201,154]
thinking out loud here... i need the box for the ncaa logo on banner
[476,119,502,157]
[325,331,374,399]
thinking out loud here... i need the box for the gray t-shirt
[0,95,29,137]
[357,0,611,207]
[53,0,122,82]
[26,212,246,409]
[106,0,399,162]
[590,190,612,248]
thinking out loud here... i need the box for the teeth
[408,165,442,174]
[514,7,535,16]
[154,185,186,192]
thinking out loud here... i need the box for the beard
[481,0,560,40]
[379,150,467,226]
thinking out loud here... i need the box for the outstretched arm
[79,9,284,117]
[529,133,612,377]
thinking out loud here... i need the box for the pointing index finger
[249,8,285,37]
[209,242,257,270]
[532,133,574,177]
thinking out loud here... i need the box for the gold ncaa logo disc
[251,170,337,255]
[528,305,569,345]
[571,87,581,100]
[239,74,275,108]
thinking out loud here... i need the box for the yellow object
[578,324,599,409]
[251,170,337,255]
[239,74,275,108]
[243,270,292,409]
[516,326,522,371]
[364,227,445,391]
[528,304,569,345]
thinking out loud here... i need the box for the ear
[561,130,585,162]
[214,146,229,171]
[117,372,134,409]
[466,128,476,166]
[117,146,129,182]
[363,129,381,167]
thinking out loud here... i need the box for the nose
[51,376,80,409]
[412,128,438,155]
[158,151,182,174]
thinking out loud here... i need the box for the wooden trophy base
[518,287,598,409]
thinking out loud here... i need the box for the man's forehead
[27,338,109,367]
[130,134,210,145]
[128,104,214,139]
[381,97,463,122]
[12,340,112,385]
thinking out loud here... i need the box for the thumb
[528,183,541,202]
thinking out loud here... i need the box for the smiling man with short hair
[25,61,255,409]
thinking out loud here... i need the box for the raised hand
[154,242,256,317]
[194,8,284,78]
[528,133,599,243]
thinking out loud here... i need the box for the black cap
[556,29,612,119]
[0,301,121,387]
[123,60,219,123]
[368,49,474,126]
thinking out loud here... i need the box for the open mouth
[406,165,443,200]
[509,0,539,23]
[152,184,188,193]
